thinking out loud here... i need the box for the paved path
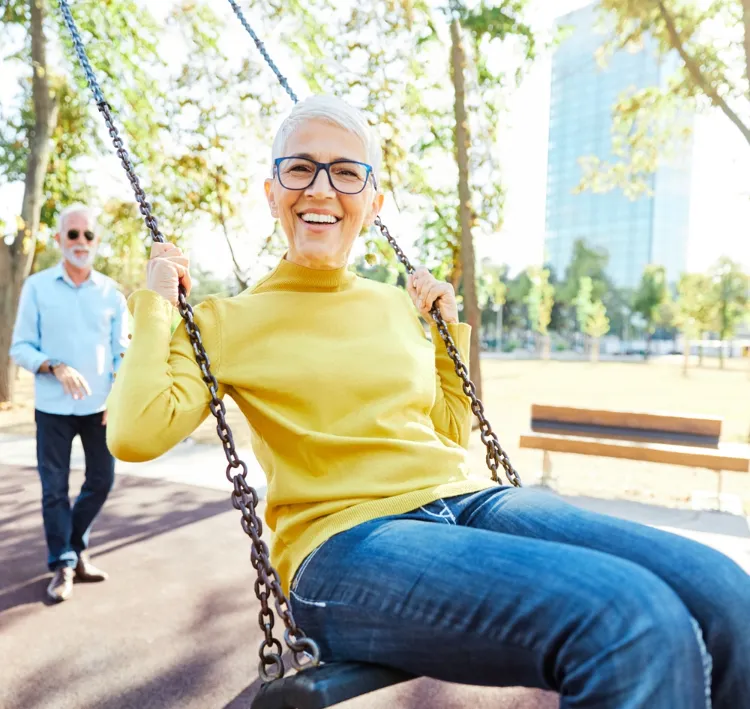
[1,433,748,708]
[0,433,268,495]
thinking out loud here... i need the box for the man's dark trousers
[35,410,115,570]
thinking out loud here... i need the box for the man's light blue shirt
[10,263,129,416]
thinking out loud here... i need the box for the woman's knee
[688,550,750,662]
[562,563,708,697]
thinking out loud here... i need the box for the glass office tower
[545,3,693,288]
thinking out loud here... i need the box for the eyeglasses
[67,229,95,242]
[274,157,377,195]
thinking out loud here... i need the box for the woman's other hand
[146,242,192,307]
[407,268,459,325]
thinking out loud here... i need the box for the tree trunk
[0,0,58,404]
[450,17,482,404]
[591,337,600,364]
[541,333,551,361]
[682,330,690,377]
[719,340,725,369]
[449,244,462,293]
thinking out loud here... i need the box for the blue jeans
[289,486,750,708]
[35,410,115,570]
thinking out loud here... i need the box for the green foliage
[188,264,236,304]
[525,266,554,336]
[586,299,611,339]
[675,272,717,338]
[710,257,750,342]
[574,276,594,332]
[577,0,750,196]
[632,264,670,334]
[93,200,152,294]
[351,255,399,285]
[477,261,507,307]
[557,239,610,304]
[571,276,611,342]
[2,0,169,240]
[575,86,692,198]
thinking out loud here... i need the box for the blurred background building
[544,2,694,289]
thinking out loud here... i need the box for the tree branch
[656,0,750,145]
[214,169,249,290]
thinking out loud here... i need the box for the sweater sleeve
[106,289,225,462]
[429,322,473,449]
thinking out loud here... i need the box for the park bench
[519,405,750,512]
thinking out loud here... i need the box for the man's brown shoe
[47,567,74,603]
[75,553,108,582]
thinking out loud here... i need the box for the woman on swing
[106,95,749,709]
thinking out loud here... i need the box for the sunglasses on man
[66,229,96,242]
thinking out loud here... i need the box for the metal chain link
[57,0,314,682]
[225,0,299,104]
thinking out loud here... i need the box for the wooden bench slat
[530,420,720,448]
[519,432,750,473]
[530,405,723,438]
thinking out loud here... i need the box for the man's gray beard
[62,245,97,269]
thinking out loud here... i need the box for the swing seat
[251,661,415,709]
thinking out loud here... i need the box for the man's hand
[53,364,92,400]
[101,410,108,426]
[407,268,459,324]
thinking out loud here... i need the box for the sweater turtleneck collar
[256,254,357,293]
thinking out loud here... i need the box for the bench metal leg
[690,470,744,515]
[537,451,555,488]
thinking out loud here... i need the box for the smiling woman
[104,93,750,709]
[263,106,384,270]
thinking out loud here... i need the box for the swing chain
[374,217,522,488]
[179,288,315,681]
[58,0,163,244]
[57,0,315,683]
[226,0,299,104]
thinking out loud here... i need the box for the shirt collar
[54,261,101,288]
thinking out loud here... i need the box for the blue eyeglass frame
[273,157,378,194]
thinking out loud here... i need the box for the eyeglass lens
[277,158,369,194]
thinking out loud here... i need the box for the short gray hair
[57,203,97,235]
[271,95,382,184]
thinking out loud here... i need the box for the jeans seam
[290,589,327,608]
[438,500,457,524]
[291,543,325,593]
[418,505,453,524]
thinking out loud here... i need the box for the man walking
[10,203,129,603]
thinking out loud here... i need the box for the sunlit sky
[1,0,748,278]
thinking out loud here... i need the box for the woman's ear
[264,178,278,218]
[366,191,385,226]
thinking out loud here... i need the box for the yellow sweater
[106,257,496,593]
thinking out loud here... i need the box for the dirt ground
[3,355,749,513]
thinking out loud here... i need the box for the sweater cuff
[127,289,176,344]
